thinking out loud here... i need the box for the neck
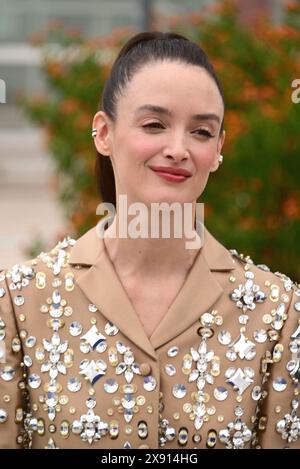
[102,210,202,280]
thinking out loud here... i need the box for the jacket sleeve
[259,286,300,448]
[0,269,27,448]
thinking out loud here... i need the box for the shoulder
[0,235,77,309]
[227,247,299,333]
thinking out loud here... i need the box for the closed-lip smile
[148,165,192,177]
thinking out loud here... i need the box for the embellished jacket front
[0,221,300,449]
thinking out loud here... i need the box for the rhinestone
[67,377,82,392]
[0,318,5,328]
[88,304,98,313]
[60,420,69,438]
[172,384,187,399]
[0,409,8,423]
[28,374,41,389]
[71,420,83,434]
[251,386,262,401]
[178,427,188,446]
[238,315,249,325]
[294,302,300,312]
[193,434,202,443]
[0,288,5,298]
[104,379,119,394]
[14,295,24,306]
[213,386,228,401]
[0,329,5,340]
[167,346,179,358]
[206,429,217,448]
[80,341,91,354]
[23,355,32,367]
[116,341,127,354]
[105,322,119,336]
[25,336,36,348]
[218,330,231,345]
[226,368,253,395]
[96,341,107,353]
[12,337,21,352]
[69,322,83,336]
[200,313,214,327]
[86,397,96,409]
[215,316,223,326]
[165,364,176,376]
[272,377,287,392]
[253,329,267,343]
[121,384,137,394]
[0,366,15,381]
[138,421,148,439]
[143,376,157,392]
[108,348,118,366]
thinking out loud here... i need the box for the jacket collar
[68,216,235,359]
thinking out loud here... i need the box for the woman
[0,31,299,449]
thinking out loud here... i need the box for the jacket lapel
[68,218,235,356]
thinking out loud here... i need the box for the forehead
[117,60,223,116]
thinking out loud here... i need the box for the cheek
[129,135,162,162]
[195,147,216,172]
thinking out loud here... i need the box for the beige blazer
[0,217,299,449]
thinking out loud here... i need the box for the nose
[163,132,189,162]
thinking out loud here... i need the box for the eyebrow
[134,104,221,124]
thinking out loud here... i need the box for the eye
[142,122,164,129]
[193,129,214,138]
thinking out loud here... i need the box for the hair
[95,31,225,207]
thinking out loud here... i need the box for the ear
[92,111,113,156]
[210,129,226,173]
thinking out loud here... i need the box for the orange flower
[59,98,78,115]
[282,195,300,220]
[45,61,65,78]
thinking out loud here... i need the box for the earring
[91,128,97,138]
[218,154,223,164]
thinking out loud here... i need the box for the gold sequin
[19,314,26,322]
[146,405,153,414]
[36,272,46,289]
[263,314,272,324]
[32,403,38,411]
[173,412,180,420]
[3,394,11,403]
[59,395,69,405]
[136,395,146,406]
[90,317,97,325]
[183,403,192,413]
[107,408,114,416]
[236,396,243,403]
[275,406,282,413]
[69,406,76,414]
[64,306,73,317]
[217,415,224,422]
[229,276,236,283]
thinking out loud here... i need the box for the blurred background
[0,0,299,280]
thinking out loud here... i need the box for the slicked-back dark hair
[95,31,225,206]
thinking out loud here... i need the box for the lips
[148,165,192,177]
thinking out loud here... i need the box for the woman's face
[93,60,225,207]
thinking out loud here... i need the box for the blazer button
[140,362,152,376]
[139,444,149,449]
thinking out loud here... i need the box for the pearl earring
[218,154,223,164]
[91,128,97,138]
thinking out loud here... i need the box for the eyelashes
[141,122,214,138]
